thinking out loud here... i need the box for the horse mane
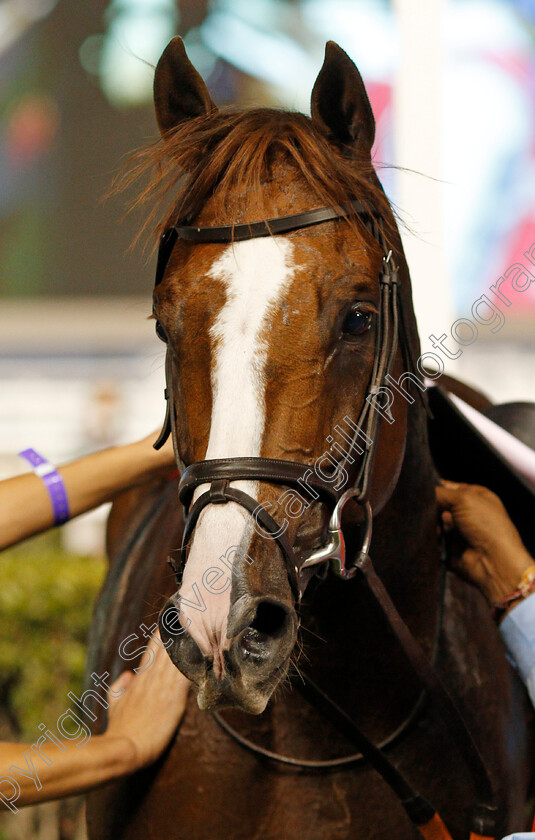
[121,107,399,246]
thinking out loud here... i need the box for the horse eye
[155,320,168,343]
[342,307,373,338]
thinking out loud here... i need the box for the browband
[154,200,375,286]
[171,199,372,243]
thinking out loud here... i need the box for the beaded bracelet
[492,564,535,622]
[18,448,70,526]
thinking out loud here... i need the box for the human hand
[436,480,533,605]
[104,633,189,771]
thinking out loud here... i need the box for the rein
[153,201,498,840]
[213,549,449,770]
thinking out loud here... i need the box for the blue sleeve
[499,593,535,708]
[501,834,535,839]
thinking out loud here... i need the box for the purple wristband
[18,448,70,525]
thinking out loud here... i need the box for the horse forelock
[125,107,398,248]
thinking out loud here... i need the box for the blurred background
[0,0,534,837]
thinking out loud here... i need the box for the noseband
[153,200,402,595]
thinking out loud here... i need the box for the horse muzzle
[159,592,298,713]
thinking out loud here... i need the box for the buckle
[380,249,399,285]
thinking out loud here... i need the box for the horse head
[154,38,422,713]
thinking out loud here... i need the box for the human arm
[0,635,189,810]
[0,433,175,551]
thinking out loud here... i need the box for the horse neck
[371,397,441,634]
[298,399,440,722]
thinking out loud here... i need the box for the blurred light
[93,0,178,107]
[215,0,296,30]
[201,10,315,92]
[183,28,217,81]
[199,0,396,106]
[445,0,532,54]
[79,34,105,76]
[302,0,397,80]
[5,92,59,167]
[0,0,57,55]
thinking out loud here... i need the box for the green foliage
[0,532,105,740]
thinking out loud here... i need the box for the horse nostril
[240,601,290,660]
[252,601,289,637]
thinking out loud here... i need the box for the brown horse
[86,39,532,840]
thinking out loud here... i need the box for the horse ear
[154,37,217,136]
[311,41,375,153]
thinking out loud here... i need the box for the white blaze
[178,237,295,660]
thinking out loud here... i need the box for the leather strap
[179,457,340,509]
[214,553,448,771]
[155,228,179,287]
[357,555,497,836]
[153,383,171,450]
[295,673,437,828]
[167,200,374,245]
[182,483,299,596]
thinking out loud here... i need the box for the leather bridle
[152,200,498,839]
[154,200,402,593]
